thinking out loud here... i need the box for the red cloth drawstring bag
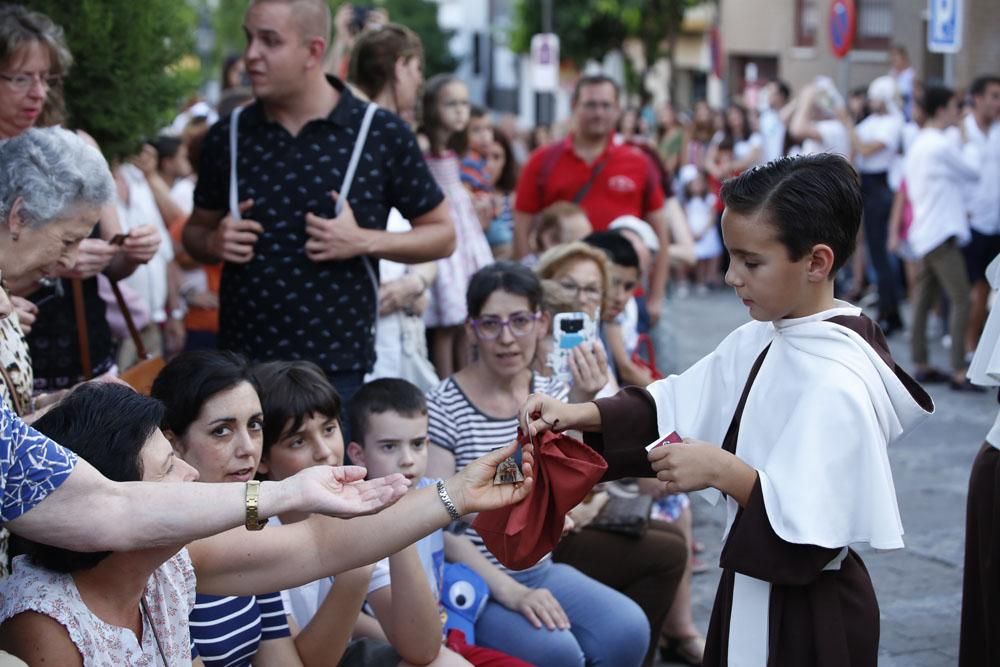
[472,429,608,570]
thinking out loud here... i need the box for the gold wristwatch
[244,480,267,531]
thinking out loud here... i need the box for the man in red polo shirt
[513,74,671,323]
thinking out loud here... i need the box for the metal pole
[536,0,556,127]
[838,57,850,98]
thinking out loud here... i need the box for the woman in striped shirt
[427,262,650,667]
[152,351,299,666]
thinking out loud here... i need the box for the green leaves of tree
[29,0,198,161]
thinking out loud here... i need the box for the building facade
[719,0,998,101]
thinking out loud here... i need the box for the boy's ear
[807,243,836,282]
[346,441,366,467]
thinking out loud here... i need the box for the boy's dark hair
[254,360,342,452]
[970,75,1000,98]
[153,134,182,164]
[11,383,163,573]
[150,350,261,439]
[571,74,620,106]
[774,80,791,102]
[470,105,488,120]
[584,230,640,270]
[920,85,955,119]
[467,261,543,318]
[349,378,427,446]
[718,136,735,153]
[721,154,861,275]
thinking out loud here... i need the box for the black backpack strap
[536,141,569,205]
[571,155,609,204]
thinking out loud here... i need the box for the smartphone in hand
[547,311,597,383]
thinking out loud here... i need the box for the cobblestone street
[654,290,994,666]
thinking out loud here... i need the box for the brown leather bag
[73,277,164,394]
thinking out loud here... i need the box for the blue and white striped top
[426,373,568,571]
[190,591,291,666]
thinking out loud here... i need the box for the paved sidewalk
[652,290,993,666]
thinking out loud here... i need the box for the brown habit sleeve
[584,386,660,481]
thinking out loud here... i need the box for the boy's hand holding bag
[472,427,608,570]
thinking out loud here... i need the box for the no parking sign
[828,0,856,59]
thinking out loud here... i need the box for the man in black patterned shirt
[184,0,454,412]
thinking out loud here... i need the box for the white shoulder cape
[968,254,1000,387]
[646,303,933,550]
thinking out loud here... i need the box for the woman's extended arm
[6,459,408,552]
[189,441,534,596]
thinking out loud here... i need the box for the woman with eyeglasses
[533,241,622,397]
[426,262,649,667]
[0,4,162,402]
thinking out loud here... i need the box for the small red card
[645,431,682,452]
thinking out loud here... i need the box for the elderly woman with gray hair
[0,128,412,577]
[0,125,109,417]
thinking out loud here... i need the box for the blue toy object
[441,562,490,644]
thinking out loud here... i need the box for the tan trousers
[911,238,971,371]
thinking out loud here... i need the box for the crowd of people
[0,0,997,666]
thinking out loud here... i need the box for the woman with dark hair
[152,351,301,664]
[426,261,650,667]
[683,100,715,168]
[705,103,763,177]
[221,53,245,91]
[483,129,519,259]
[0,378,534,665]
[657,103,685,175]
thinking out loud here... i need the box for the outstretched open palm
[295,465,410,518]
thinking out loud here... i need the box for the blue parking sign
[928,0,963,53]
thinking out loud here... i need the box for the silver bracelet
[436,480,461,521]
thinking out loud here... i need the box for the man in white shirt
[961,75,1000,354]
[849,76,905,334]
[902,86,981,391]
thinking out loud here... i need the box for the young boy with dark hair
[349,378,531,667]
[460,106,495,194]
[254,360,405,667]
[522,153,935,665]
[584,230,652,387]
